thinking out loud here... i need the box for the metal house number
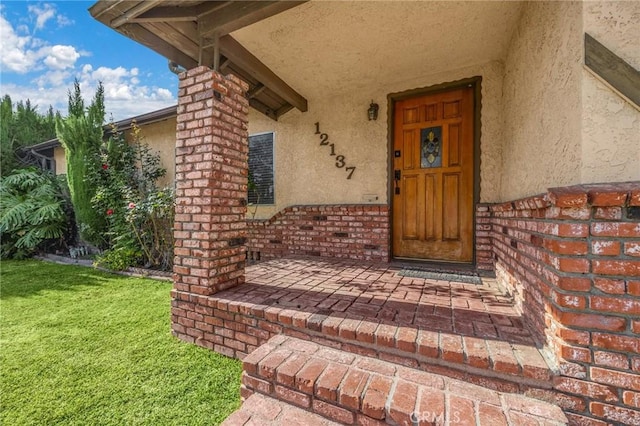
[314,122,356,179]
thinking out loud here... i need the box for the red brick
[625,242,640,257]
[463,336,491,368]
[558,328,590,346]
[387,381,418,425]
[545,239,589,255]
[395,326,418,352]
[486,340,520,375]
[555,257,590,273]
[594,351,629,370]
[554,292,586,309]
[508,412,542,426]
[312,399,355,424]
[623,390,640,408]
[590,367,640,391]
[242,372,273,395]
[557,277,591,292]
[258,350,292,380]
[355,321,378,344]
[590,401,640,425]
[594,207,623,220]
[589,190,629,207]
[558,312,627,332]
[555,376,619,403]
[564,412,609,426]
[321,316,343,336]
[548,187,587,208]
[594,278,626,295]
[591,240,621,256]
[415,387,446,424]
[630,281,640,296]
[274,384,311,408]
[375,323,397,348]
[591,222,640,237]
[338,318,360,340]
[338,369,370,410]
[315,363,348,402]
[295,358,328,394]
[276,354,309,388]
[417,329,440,358]
[592,333,640,352]
[448,396,475,425]
[561,344,591,363]
[593,259,640,277]
[440,334,464,364]
[590,295,640,315]
[361,374,393,419]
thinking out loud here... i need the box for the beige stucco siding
[248,60,505,219]
[125,118,177,188]
[54,146,66,175]
[500,1,584,201]
[581,1,640,184]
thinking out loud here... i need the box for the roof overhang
[89,1,308,120]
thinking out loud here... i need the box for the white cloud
[42,45,80,70]
[28,4,56,31]
[0,5,177,122]
[0,10,81,74]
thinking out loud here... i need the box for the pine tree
[55,80,107,247]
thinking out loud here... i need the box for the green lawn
[0,260,242,425]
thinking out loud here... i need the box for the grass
[0,260,242,425]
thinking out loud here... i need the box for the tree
[0,95,59,176]
[55,80,107,247]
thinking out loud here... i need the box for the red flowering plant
[89,121,173,271]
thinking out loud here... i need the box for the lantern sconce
[368,101,379,121]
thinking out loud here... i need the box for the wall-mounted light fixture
[368,101,379,121]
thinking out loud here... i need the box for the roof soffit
[89,0,308,120]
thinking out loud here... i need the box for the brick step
[238,335,568,425]
[222,393,341,426]
[202,291,556,393]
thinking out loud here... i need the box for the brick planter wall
[171,66,249,343]
[247,205,390,262]
[486,182,640,424]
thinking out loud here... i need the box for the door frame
[387,76,482,265]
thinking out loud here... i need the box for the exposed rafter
[199,1,305,38]
[89,0,309,120]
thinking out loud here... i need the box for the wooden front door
[392,87,474,262]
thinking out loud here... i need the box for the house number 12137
[314,122,356,179]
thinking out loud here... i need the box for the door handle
[394,170,401,195]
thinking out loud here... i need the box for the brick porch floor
[173,257,556,391]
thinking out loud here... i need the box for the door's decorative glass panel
[420,126,442,168]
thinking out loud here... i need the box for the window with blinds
[248,132,274,205]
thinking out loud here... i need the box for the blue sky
[0,1,178,120]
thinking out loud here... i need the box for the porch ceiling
[89,0,309,120]
[232,1,524,100]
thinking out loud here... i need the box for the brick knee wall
[483,182,640,424]
[247,205,390,262]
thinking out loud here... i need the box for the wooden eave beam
[249,98,278,121]
[219,35,307,112]
[111,1,164,28]
[130,3,226,24]
[118,23,198,70]
[200,1,305,37]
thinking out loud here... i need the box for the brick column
[171,66,249,346]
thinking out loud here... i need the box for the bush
[0,169,70,259]
[90,123,174,271]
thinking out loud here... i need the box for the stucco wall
[500,1,584,201]
[248,60,505,219]
[53,146,66,175]
[125,117,177,188]
[581,1,640,184]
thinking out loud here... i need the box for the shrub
[90,123,174,271]
[0,169,69,259]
